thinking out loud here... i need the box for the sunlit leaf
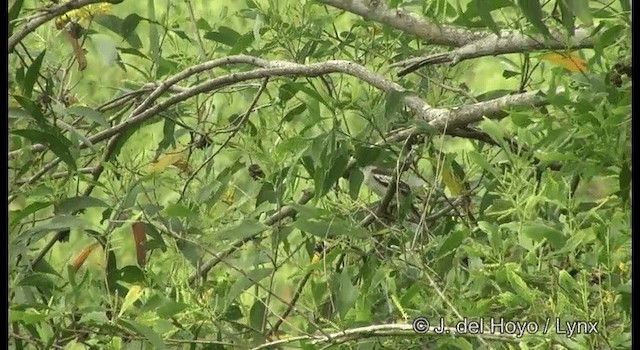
[148,147,188,173]
[541,52,587,73]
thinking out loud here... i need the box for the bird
[362,165,426,199]
[361,165,427,229]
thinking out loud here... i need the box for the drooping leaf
[320,152,349,197]
[475,0,501,35]
[162,203,196,219]
[571,0,593,26]
[11,129,76,170]
[517,0,551,36]
[558,0,576,35]
[249,298,267,332]
[23,50,46,99]
[335,269,359,318]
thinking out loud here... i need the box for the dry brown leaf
[132,221,147,267]
[70,242,101,271]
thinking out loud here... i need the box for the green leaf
[9,308,48,325]
[558,0,575,35]
[335,269,359,318]
[229,32,254,55]
[502,69,520,79]
[15,215,90,245]
[478,221,502,251]
[437,229,466,256]
[571,0,592,26]
[598,24,625,49]
[283,103,307,123]
[478,118,505,145]
[619,0,630,12]
[10,201,51,228]
[348,168,364,200]
[618,160,630,204]
[434,229,466,274]
[111,266,146,284]
[278,82,299,103]
[162,203,196,219]
[93,14,143,49]
[354,146,382,166]
[293,217,371,239]
[320,153,349,197]
[12,96,52,131]
[255,182,278,206]
[23,50,46,99]
[476,1,501,35]
[18,273,59,296]
[8,0,24,37]
[227,268,272,301]
[121,14,144,48]
[505,266,535,304]
[56,196,110,215]
[384,91,410,118]
[216,219,267,241]
[521,222,566,249]
[249,298,267,332]
[11,129,76,170]
[141,295,188,318]
[118,319,167,350]
[557,270,580,295]
[176,240,202,268]
[66,106,109,127]
[204,26,241,46]
[517,0,551,36]
[90,34,119,67]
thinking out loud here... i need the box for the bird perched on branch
[361,165,428,231]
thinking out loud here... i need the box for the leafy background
[9,0,631,349]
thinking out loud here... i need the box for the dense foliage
[9,0,631,349]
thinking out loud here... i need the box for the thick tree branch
[316,0,485,46]
[11,57,544,163]
[394,28,595,75]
